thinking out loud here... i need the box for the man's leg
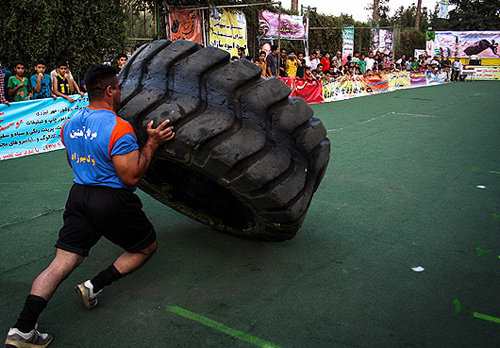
[76,239,157,309]
[91,240,157,292]
[13,249,83,333]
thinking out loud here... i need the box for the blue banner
[0,95,88,161]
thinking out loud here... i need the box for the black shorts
[55,183,156,257]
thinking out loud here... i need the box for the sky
[282,0,442,22]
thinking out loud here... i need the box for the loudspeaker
[469,59,481,66]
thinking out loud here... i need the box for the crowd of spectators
[1,47,468,107]
[0,54,129,106]
[232,45,468,84]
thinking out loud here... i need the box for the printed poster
[434,31,500,58]
[438,0,450,19]
[342,26,354,63]
[0,95,88,161]
[387,71,411,90]
[209,8,248,57]
[167,8,203,44]
[258,10,308,40]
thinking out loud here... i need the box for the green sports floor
[1,81,499,348]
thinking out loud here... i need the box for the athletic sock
[14,295,48,333]
[90,264,122,293]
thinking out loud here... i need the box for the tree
[430,0,500,31]
[0,0,126,80]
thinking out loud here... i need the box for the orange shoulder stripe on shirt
[60,120,69,145]
[108,116,136,158]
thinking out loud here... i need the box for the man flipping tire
[4,65,175,348]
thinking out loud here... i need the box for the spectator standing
[451,57,462,81]
[411,58,419,72]
[0,58,10,106]
[53,60,76,102]
[115,54,128,71]
[255,51,268,77]
[365,52,375,72]
[332,51,342,69]
[31,59,56,100]
[352,51,360,64]
[359,54,367,74]
[296,52,306,78]
[310,51,320,71]
[345,55,352,68]
[237,47,246,60]
[286,51,300,78]
[321,52,331,71]
[266,45,279,77]
[279,48,287,77]
[8,61,31,102]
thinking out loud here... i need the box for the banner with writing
[209,8,247,57]
[280,77,324,104]
[342,26,354,63]
[463,66,500,80]
[0,95,88,161]
[388,71,411,90]
[410,71,427,87]
[167,8,203,43]
[258,10,308,40]
[434,31,500,58]
[363,75,389,93]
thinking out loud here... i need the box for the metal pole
[166,2,281,13]
[277,2,282,78]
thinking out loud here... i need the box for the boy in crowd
[296,53,305,78]
[279,48,287,77]
[115,54,128,70]
[8,61,31,102]
[255,51,268,77]
[286,51,300,78]
[266,45,279,77]
[50,58,84,99]
[31,59,56,100]
[53,60,75,103]
[0,57,10,106]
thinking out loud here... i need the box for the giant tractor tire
[118,40,330,241]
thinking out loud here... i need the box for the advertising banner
[0,95,88,161]
[387,71,411,90]
[342,26,354,63]
[258,10,308,40]
[280,77,324,104]
[434,31,500,58]
[410,71,427,86]
[372,29,393,55]
[363,75,389,93]
[167,8,203,43]
[322,75,367,102]
[209,8,247,57]
[463,66,500,80]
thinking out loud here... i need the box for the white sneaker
[75,280,102,309]
[4,325,53,348]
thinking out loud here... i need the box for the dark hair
[259,51,266,56]
[56,60,68,68]
[116,53,127,61]
[271,45,278,51]
[14,61,25,68]
[35,58,47,66]
[84,64,119,100]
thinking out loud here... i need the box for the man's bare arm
[112,120,175,186]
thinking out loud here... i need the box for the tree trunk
[291,0,298,12]
[415,0,422,29]
[373,0,380,24]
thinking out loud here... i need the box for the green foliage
[0,0,126,80]
[396,28,425,57]
[430,0,500,31]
